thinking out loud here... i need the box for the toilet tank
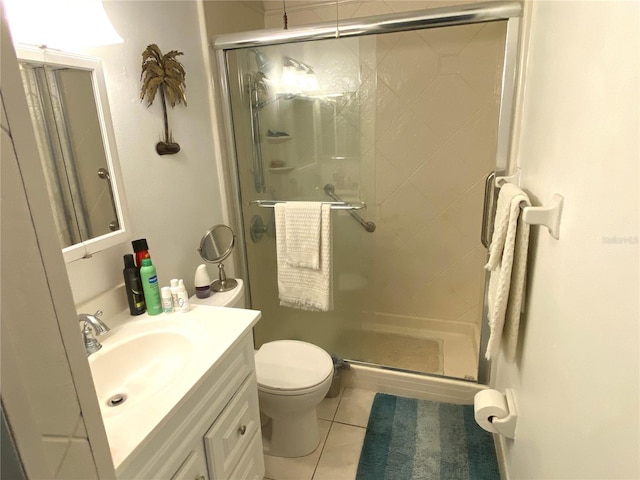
[189,278,245,308]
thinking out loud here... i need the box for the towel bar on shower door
[249,199,365,210]
[249,193,377,233]
[247,199,365,243]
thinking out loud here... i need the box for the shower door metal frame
[213,1,523,385]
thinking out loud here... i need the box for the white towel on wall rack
[275,202,333,312]
[485,183,531,361]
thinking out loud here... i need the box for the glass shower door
[226,35,375,361]
[225,20,508,380]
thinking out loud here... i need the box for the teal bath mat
[356,393,499,480]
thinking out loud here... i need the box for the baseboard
[494,433,511,480]
[342,363,487,405]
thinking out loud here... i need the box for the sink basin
[89,330,192,411]
[87,305,262,469]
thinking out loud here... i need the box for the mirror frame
[16,45,130,262]
[198,224,236,264]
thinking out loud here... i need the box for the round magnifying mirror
[198,225,238,292]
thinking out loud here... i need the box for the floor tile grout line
[311,388,346,480]
[332,387,345,421]
[332,419,368,429]
[311,419,335,480]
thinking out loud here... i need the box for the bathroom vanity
[89,305,264,479]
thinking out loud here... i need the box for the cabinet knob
[238,425,247,436]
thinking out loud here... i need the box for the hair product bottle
[140,258,162,315]
[132,238,151,268]
[123,254,145,315]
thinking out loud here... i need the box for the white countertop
[89,305,261,469]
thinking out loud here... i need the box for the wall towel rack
[249,199,366,210]
[521,194,564,240]
[495,168,521,188]
[495,169,564,240]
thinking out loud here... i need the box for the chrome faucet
[78,310,110,356]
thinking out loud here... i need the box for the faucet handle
[78,310,110,335]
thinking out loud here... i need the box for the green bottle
[139,258,162,315]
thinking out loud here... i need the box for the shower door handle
[481,172,496,248]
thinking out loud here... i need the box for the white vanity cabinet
[116,330,264,480]
[169,442,208,480]
[204,373,261,479]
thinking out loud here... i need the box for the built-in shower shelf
[266,135,293,143]
[268,166,294,173]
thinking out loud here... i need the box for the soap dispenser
[194,264,212,299]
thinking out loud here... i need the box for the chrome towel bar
[249,199,366,210]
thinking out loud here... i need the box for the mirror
[16,45,129,262]
[198,225,238,292]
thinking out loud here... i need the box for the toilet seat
[255,340,333,396]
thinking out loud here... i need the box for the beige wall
[64,0,234,308]
[492,1,639,478]
[264,0,479,28]
[203,0,264,35]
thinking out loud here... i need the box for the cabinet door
[227,432,265,480]
[205,374,260,479]
[171,442,208,480]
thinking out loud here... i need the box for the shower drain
[106,394,127,407]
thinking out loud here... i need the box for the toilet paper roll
[474,389,509,434]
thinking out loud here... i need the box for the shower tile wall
[264,2,505,348]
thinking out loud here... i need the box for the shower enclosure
[215,2,521,382]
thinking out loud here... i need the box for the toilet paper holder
[489,389,518,439]
[475,388,518,439]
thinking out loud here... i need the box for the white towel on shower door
[275,202,333,312]
[484,183,531,361]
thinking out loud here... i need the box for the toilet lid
[255,340,333,391]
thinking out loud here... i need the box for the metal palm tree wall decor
[140,44,187,155]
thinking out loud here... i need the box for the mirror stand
[198,224,238,292]
[212,262,238,292]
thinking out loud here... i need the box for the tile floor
[263,388,376,480]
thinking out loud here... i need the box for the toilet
[255,340,333,458]
[190,279,334,458]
